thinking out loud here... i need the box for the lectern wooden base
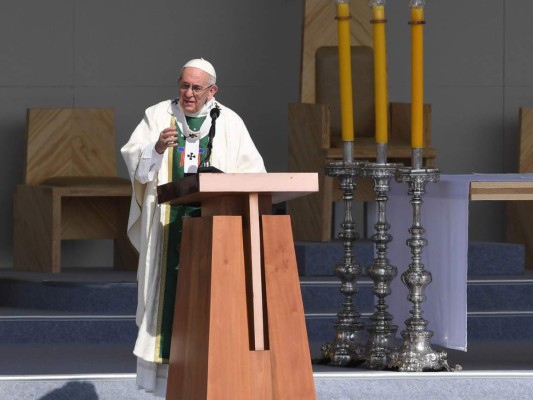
[166,214,315,399]
[158,173,318,400]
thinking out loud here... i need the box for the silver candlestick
[320,148,367,367]
[387,162,458,372]
[362,159,400,369]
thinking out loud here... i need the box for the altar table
[386,173,533,351]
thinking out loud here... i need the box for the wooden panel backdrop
[300,0,372,103]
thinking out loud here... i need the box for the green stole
[156,114,209,363]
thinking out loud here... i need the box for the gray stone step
[305,312,533,343]
[295,240,526,277]
[0,309,136,345]
[2,369,533,400]
[302,275,533,314]
[0,277,136,314]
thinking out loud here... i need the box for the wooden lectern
[157,173,318,400]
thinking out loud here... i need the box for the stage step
[0,339,532,399]
[313,370,533,400]
[0,238,532,400]
[0,375,154,400]
[1,360,532,400]
[5,307,533,346]
[4,273,531,317]
[296,240,526,277]
[301,275,533,314]
[0,273,136,314]
[0,309,136,345]
[3,275,533,345]
[0,343,136,376]
[306,312,533,343]
[302,274,533,343]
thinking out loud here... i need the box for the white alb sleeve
[135,143,165,184]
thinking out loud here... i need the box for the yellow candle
[410,5,424,149]
[372,5,388,144]
[336,0,354,142]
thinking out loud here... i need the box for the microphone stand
[198,106,222,173]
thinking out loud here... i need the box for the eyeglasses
[178,82,213,95]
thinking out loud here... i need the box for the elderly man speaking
[121,58,266,397]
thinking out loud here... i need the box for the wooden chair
[506,107,533,268]
[13,108,138,273]
[288,46,436,242]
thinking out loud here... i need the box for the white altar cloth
[386,173,533,352]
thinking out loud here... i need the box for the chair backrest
[24,108,117,185]
[315,46,376,144]
[299,0,372,104]
[519,107,533,173]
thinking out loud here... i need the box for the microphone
[210,107,220,121]
[200,106,221,170]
